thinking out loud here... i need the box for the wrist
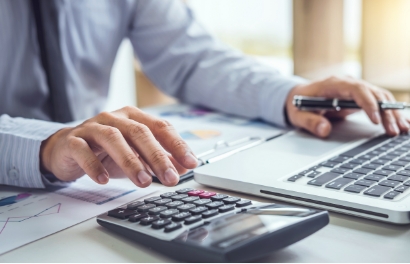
[40,128,68,175]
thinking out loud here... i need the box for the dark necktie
[32,0,73,123]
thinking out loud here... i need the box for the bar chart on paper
[0,177,163,255]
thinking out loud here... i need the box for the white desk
[1,179,409,262]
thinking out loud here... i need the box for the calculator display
[173,205,317,249]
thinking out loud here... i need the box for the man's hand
[286,76,410,137]
[40,106,198,187]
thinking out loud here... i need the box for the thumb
[292,111,332,138]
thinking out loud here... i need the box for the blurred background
[105,0,410,112]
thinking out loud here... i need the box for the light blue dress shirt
[0,0,305,188]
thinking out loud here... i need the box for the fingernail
[137,170,152,185]
[316,122,328,137]
[372,111,381,124]
[97,174,109,184]
[164,168,179,185]
[184,152,198,167]
[389,123,399,134]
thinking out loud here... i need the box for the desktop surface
[1,180,409,263]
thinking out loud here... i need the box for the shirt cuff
[259,75,308,127]
[0,115,68,188]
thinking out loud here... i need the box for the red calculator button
[198,192,216,199]
[187,190,204,196]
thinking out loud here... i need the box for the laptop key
[288,175,304,182]
[362,163,381,170]
[343,173,362,180]
[320,161,338,168]
[399,156,410,162]
[382,165,401,172]
[391,161,409,167]
[371,159,390,165]
[340,163,360,170]
[340,136,390,157]
[357,154,376,160]
[401,167,410,173]
[329,156,350,163]
[350,158,368,164]
[395,185,410,192]
[364,174,385,182]
[325,178,353,190]
[374,170,394,176]
[364,185,391,197]
[344,184,367,193]
[387,174,409,182]
[330,168,350,174]
[307,171,321,178]
[404,181,410,186]
[355,180,376,187]
[379,180,401,188]
[307,172,340,186]
[379,155,396,161]
[384,191,401,200]
[353,168,373,175]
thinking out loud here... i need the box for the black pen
[293,96,410,111]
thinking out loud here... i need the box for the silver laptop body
[194,113,410,224]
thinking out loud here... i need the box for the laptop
[194,112,410,224]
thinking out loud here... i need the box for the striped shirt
[0,0,305,188]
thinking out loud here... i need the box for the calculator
[97,188,329,262]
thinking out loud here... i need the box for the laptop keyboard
[287,134,410,200]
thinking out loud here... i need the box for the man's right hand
[40,106,198,187]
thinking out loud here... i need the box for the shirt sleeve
[128,0,307,127]
[0,114,68,188]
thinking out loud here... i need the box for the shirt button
[8,168,19,180]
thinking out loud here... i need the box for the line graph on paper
[0,203,61,235]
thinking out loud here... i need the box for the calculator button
[166,201,184,208]
[177,203,196,212]
[172,212,191,222]
[187,190,204,196]
[171,194,189,201]
[140,216,160,225]
[108,208,137,219]
[148,206,167,215]
[235,200,252,207]
[193,199,212,206]
[128,213,148,222]
[189,206,208,215]
[184,215,202,225]
[222,197,241,204]
[384,191,401,200]
[153,199,173,206]
[151,219,172,229]
[395,185,410,192]
[164,222,182,233]
[206,201,224,209]
[182,196,199,203]
[210,194,228,201]
[176,188,195,194]
[198,192,216,199]
[144,196,161,203]
[126,201,144,210]
[160,192,178,198]
[219,204,235,213]
[202,209,219,219]
[160,209,179,218]
[137,204,156,212]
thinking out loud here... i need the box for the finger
[383,92,410,133]
[75,124,153,187]
[95,115,180,186]
[371,91,400,136]
[112,107,198,169]
[325,109,360,119]
[168,154,190,175]
[318,78,381,124]
[67,137,109,184]
[292,111,332,138]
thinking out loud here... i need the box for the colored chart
[180,129,221,140]
[0,193,32,207]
